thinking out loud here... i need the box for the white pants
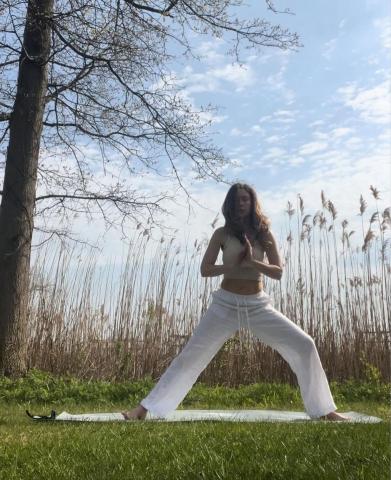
[140,288,337,419]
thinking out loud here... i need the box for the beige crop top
[221,230,265,281]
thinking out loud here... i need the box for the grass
[0,373,389,479]
[1,402,389,480]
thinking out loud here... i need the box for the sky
[23,0,391,265]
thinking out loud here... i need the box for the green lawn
[0,372,389,479]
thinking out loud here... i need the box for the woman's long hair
[222,183,272,248]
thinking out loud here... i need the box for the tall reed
[27,188,390,385]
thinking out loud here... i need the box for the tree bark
[0,0,53,376]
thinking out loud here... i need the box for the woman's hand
[242,235,254,263]
[233,234,253,266]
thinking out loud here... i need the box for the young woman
[123,183,349,421]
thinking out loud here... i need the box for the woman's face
[235,188,252,219]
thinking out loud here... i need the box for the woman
[123,183,349,421]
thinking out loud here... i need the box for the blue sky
[29,0,390,265]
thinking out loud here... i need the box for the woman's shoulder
[261,227,276,250]
[212,226,229,246]
[214,226,227,239]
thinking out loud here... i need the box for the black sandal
[26,410,56,421]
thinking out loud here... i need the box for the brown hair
[221,183,271,248]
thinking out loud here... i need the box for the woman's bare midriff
[220,278,263,295]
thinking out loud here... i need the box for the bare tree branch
[1,0,300,237]
[265,0,295,15]
[123,0,179,16]
[0,112,10,121]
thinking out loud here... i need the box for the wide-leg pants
[140,288,337,419]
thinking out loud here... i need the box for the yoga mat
[27,409,383,423]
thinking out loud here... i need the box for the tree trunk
[0,0,53,376]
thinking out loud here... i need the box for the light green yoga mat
[51,409,382,423]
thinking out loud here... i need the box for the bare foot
[320,411,351,421]
[122,404,148,420]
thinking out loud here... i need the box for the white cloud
[338,81,391,124]
[344,137,363,149]
[228,145,247,156]
[374,67,391,78]
[228,127,253,138]
[264,59,296,104]
[329,127,354,138]
[259,115,272,123]
[274,117,295,124]
[250,125,265,134]
[211,63,256,92]
[179,67,220,94]
[377,129,391,142]
[265,135,283,144]
[273,110,296,118]
[258,149,390,247]
[288,157,305,167]
[339,19,347,29]
[263,147,286,159]
[298,141,328,156]
[194,39,226,63]
[168,77,228,126]
[309,120,325,128]
[228,124,266,138]
[198,110,227,124]
[179,62,256,95]
[313,131,329,141]
[228,158,247,172]
[374,18,391,49]
[367,55,381,66]
[311,127,355,143]
[322,38,337,61]
[230,127,242,136]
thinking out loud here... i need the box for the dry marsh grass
[27,188,390,385]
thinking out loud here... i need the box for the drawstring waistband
[212,288,271,361]
[232,294,253,358]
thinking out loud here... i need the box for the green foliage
[0,369,389,407]
[183,382,302,409]
[330,379,389,403]
[360,352,383,384]
[0,369,154,404]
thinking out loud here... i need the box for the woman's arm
[247,230,283,280]
[200,228,238,277]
